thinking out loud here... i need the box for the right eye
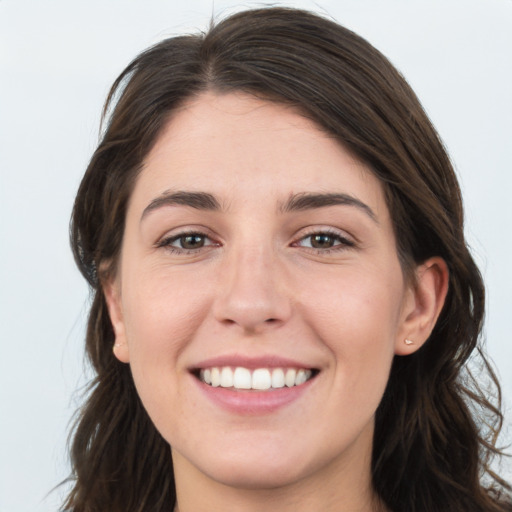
[157,232,217,253]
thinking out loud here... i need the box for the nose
[212,243,292,333]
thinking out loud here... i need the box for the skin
[105,92,448,512]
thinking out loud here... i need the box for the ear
[103,278,130,363]
[395,257,449,355]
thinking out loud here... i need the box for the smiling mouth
[196,366,318,390]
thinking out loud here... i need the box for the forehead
[132,91,387,218]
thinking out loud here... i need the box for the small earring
[113,342,124,352]
[404,339,414,346]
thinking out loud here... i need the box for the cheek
[121,268,213,389]
[295,261,403,385]
[120,270,214,435]
[123,265,208,341]
[300,260,403,332]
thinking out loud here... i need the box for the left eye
[176,234,207,249]
[297,232,353,249]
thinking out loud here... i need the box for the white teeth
[252,368,272,390]
[211,367,221,387]
[220,367,233,388]
[271,368,285,388]
[233,367,252,389]
[285,368,296,387]
[199,366,314,390]
[296,369,311,385]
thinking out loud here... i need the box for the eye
[175,234,208,249]
[157,231,217,253]
[307,233,338,249]
[295,230,355,251]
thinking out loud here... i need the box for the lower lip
[192,374,316,415]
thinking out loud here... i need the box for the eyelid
[155,226,221,253]
[154,225,356,254]
[155,224,217,242]
[292,226,356,250]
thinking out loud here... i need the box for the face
[107,92,422,493]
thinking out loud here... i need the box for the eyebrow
[141,190,221,221]
[281,192,377,222]
[140,190,377,223]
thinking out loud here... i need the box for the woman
[65,7,511,512]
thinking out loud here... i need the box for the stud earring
[404,339,414,346]
[113,342,124,352]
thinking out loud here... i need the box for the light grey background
[1,1,511,510]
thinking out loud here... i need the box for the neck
[172,426,386,512]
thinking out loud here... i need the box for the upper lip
[190,354,317,371]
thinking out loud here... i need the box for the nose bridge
[213,235,291,331]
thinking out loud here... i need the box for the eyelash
[156,230,218,254]
[292,229,355,253]
[156,229,355,255]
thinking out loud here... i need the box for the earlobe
[103,279,130,363]
[395,257,449,356]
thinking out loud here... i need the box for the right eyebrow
[140,190,221,222]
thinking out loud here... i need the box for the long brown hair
[65,7,511,511]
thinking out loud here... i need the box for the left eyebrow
[280,192,377,222]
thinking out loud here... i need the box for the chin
[202,456,312,490]
[173,431,345,492]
